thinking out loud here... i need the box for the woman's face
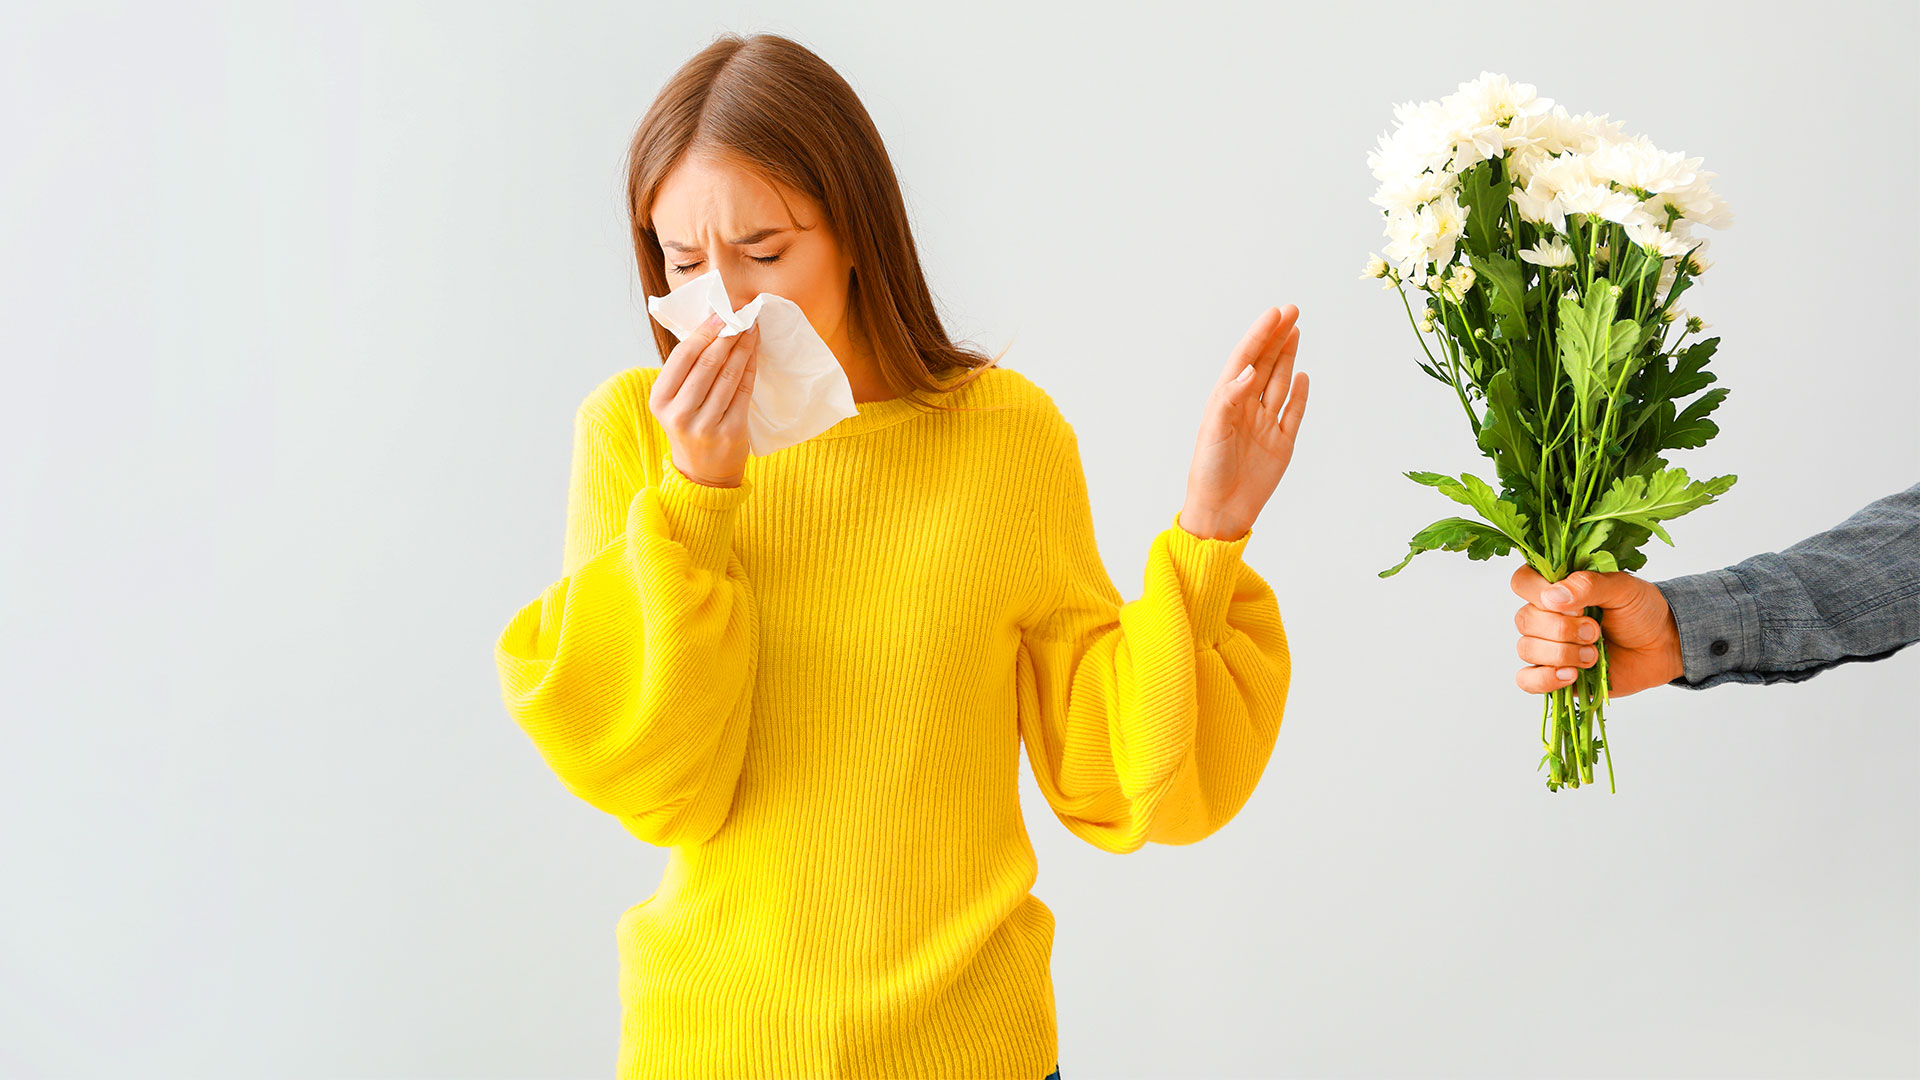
[650,153,859,361]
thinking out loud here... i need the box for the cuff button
[1709,639,1729,656]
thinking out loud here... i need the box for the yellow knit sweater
[494,363,1292,1079]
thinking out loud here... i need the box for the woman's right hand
[649,313,761,488]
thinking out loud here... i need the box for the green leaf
[1614,329,1650,385]
[1475,252,1529,341]
[1457,474,1535,550]
[1613,243,1664,287]
[1458,162,1511,260]
[1401,470,1537,557]
[1378,515,1515,577]
[1555,292,1602,418]
[1414,358,1453,387]
[1578,467,1738,547]
[1556,278,1642,425]
[1604,323,1643,382]
[1476,369,1539,497]
[1623,337,1721,455]
[1615,392,1664,444]
[1665,386,1729,450]
[1668,337,1719,399]
[1572,516,1627,573]
[1572,518,1614,563]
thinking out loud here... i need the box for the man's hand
[1509,565,1686,697]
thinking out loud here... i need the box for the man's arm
[1653,482,1920,690]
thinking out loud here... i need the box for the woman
[494,31,1308,1080]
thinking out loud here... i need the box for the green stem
[1394,280,1443,370]
[1397,283,1482,438]
[1596,632,1616,793]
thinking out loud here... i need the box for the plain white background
[4,2,1916,1077]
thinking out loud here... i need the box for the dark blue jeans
[1042,1066,1061,1080]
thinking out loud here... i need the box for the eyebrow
[659,227,793,253]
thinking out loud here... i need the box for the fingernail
[1579,623,1597,641]
[1579,646,1596,663]
[1236,364,1255,383]
[704,313,723,329]
[1556,667,1576,681]
[1545,586,1571,606]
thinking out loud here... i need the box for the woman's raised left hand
[1179,304,1310,541]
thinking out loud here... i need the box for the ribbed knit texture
[494,364,1293,1079]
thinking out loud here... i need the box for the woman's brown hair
[623,32,1008,414]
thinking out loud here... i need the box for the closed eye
[669,254,782,275]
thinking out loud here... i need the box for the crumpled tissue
[645,266,858,455]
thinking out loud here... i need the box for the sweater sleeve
[493,391,758,848]
[1013,411,1292,854]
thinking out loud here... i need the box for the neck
[831,326,897,403]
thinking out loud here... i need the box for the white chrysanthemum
[1635,176,1732,244]
[1526,153,1596,196]
[1445,71,1555,129]
[1424,194,1469,275]
[1519,236,1576,267]
[1506,144,1559,187]
[1509,178,1566,232]
[1586,135,1702,195]
[1624,221,1694,258]
[1667,307,1708,333]
[1365,137,1443,187]
[1447,121,1509,172]
[1640,194,1681,230]
[1508,106,1628,157]
[1556,183,1649,226]
[1374,73,1558,179]
[1364,72,1731,298]
[1369,99,1459,179]
[1669,182,1735,231]
[1381,208,1432,285]
[1439,263,1477,303]
[1369,168,1456,214]
[1380,194,1470,286]
[1441,76,1552,171]
[1360,253,1389,279]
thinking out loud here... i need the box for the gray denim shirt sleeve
[1651,482,1920,690]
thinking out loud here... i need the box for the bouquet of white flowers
[1365,72,1737,793]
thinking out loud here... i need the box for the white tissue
[644,266,858,456]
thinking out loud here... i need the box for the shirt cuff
[1653,567,1761,689]
[1162,510,1253,649]
[644,457,752,577]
